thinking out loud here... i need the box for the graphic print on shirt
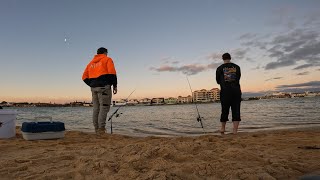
[90,62,102,69]
[223,67,237,82]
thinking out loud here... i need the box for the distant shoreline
[1,95,319,108]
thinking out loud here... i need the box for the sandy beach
[0,127,319,180]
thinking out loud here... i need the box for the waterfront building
[127,99,139,106]
[305,91,317,97]
[270,92,291,99]
[272,92,285,96]
[193,89,209,102]
[112,100,127,106]
[192,88,220,102]
[177,95,193,104]
[290,92,305,98]
[164,97,178,104]
[151,98,165,105]
[139,98,152,105]
[208,88,220,101]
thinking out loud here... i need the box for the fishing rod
[186,76,205,133]
[107,89,136,134]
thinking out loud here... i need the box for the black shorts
[220,89,241,122]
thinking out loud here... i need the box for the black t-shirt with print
[216,62,241,91]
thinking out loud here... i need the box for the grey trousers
[91,85,112,130]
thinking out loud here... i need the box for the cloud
[303,11,320,27]
[251,65,260,70]
[232,48,248,60]
[241,37,268,50]
[151,48,248,75]
[206,53,221,61]
[275,80,320,92]
[246,57,255,62]
[296,72,309,76]
[238,33,257,40]
[160,57,180,65]
[149,65,176,72]
[150,64,205,75]
[239,8,320,71]
[273,77,283,80]
[267,45,285,58]
[293,64,314,70]
[178,64,207,75]
[243,82,320,97]
[276,81,320,88]
[277,87,320,93]
[282,41,305,52]
[266,30,320,70]
[241,28,320,70]
[150,62,221,75]
[207,62,221,70]
[265,77,283,81]
[206,48,249,61]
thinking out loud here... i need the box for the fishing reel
[196,115,205,129]
[115,113,122,118]
[197,116,204,122]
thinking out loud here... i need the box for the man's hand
[113,87,118,94]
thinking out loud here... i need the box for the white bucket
[0,110,17,139]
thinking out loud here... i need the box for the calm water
[7,97,320,137]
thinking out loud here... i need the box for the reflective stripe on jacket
[82,54,117,87]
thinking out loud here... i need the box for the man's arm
[216,67,221,84]
[106,58,118,94]
[82,65,90,86]
[237,65,241,81]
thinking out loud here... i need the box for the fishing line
[186,76,205,134]
[107,88,136,134]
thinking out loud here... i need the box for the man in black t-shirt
[216,53,241,134]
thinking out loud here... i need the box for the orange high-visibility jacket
[82,54,117,87]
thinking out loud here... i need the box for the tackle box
[21,116,65,140]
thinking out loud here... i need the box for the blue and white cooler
[21,116,65,140]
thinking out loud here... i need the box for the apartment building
[193,88,220,102]
[193,89,209,102]
[177,95,193,103]
[208,88,220,101]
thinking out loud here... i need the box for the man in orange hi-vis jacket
[82,47,117,135]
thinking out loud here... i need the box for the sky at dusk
[1,0,320,103]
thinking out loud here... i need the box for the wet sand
[0,127,319,180]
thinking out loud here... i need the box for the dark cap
[222,53,231,60]
[97,47,108,54]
